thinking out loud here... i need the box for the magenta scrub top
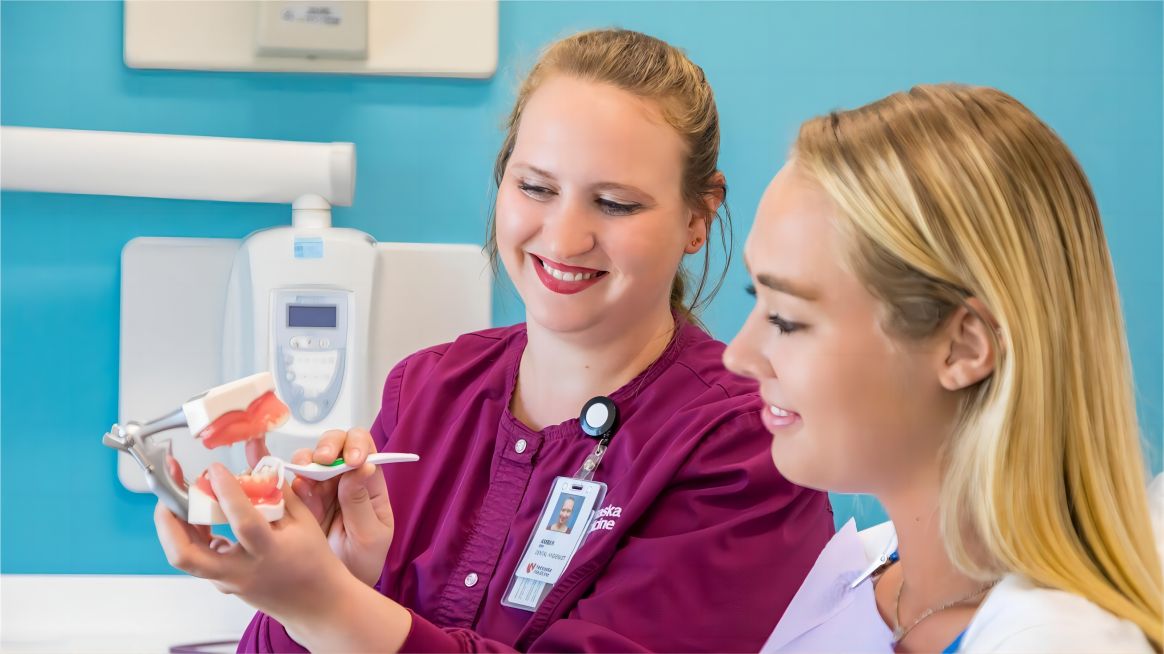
[239,320,834,653]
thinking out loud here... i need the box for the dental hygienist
[725,84,1162,652]
[155,28,834,653]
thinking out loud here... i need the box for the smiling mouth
[760,400,801,433]
[769,405,796,418]
[530,254,609,295]
[533,254,607,281]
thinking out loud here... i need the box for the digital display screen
[288,304,336,328]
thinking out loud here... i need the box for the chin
[769,438,837,493]
[524,301,605,334]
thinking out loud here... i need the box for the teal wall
[3,1,1160,573]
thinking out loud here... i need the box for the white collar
[849,523,898,589]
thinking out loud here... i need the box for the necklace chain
[891,566,997,646]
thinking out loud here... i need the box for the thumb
[337,464,392,537]
[291,477,329,525]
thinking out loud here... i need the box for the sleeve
[398,410,836,653]
[236,357,414,654]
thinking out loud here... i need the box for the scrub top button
[514,439,528,454]
[464,573,479,587]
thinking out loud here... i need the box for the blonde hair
[486,28,732,325]
[793,84,1162,646]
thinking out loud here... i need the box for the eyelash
[596,198,639,216]
[745,284,804,335]
[517,182,641,216]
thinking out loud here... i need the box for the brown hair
[485,28,731,325]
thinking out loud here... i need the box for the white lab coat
[764,520,1155,653]
[957,573,1152,653]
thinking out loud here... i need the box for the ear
[685,171,726,254]
[937,297,999,392]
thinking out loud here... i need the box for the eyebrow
[757,273,820,301]
[747,265,821,302]
[511,163,556,180]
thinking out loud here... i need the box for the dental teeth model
[186,459,286,525]
[182,373,291,524]
[104,372,291,525]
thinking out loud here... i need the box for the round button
[580,396,618,438]
[464,573,479,588]
[284,372,295,382]
[320,338,331,348]
[300,400,320,421]
[586,403,609,428]
[514,439,528,454]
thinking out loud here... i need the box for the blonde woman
[725,84,1162,652]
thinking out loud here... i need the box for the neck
[879,465,983,619]
[513,303,677,430]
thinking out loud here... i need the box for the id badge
[501,476,607,611]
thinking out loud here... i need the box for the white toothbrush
[255,452,419,482]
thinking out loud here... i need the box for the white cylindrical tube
[0,126,355,206]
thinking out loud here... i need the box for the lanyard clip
[574,440,609,481]
[574,396,618,481]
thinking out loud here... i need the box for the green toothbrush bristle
[328,458,345,467]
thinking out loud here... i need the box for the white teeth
[770,405,791,417]
[540,259,596,282]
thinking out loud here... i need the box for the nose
[543,200,596,262]
[723,310,775,382]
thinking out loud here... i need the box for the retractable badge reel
[501,397,618,611]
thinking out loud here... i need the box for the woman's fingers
[289,446,340,529]
[281,478,315,523]
[154,501,220,578]
[312,430,350,464]
[291,477,327,523]
[312,428,376,467]
[208,463,273,554]
[341,429,376,468]
[337,463,392,541]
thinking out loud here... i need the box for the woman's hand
[153,463,354,628]
[288,429,394,587]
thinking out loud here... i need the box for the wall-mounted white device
[124,0,498,77]
[255,1,369,60]
[0,127,492,490]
